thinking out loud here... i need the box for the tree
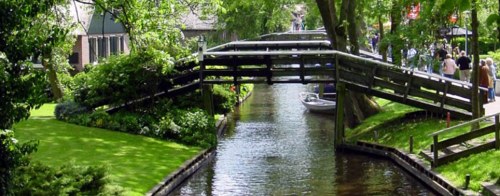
[315,0,381,128]
[471,0,481,119]
[216,0,295,39]
[0,0,68,192]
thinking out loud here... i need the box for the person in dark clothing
[480,60,490,103]
[435,45,448,76]
[456,51,472,82]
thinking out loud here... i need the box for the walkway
[485,96,500,116]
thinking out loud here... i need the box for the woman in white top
[442,54,458,79]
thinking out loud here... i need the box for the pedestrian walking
[486,58,497,102]
[480,60,490,103]
[456,51,471,82]
[442,54,458,79]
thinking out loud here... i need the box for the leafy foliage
[167,108,217,148]
[54,101,89,121]
[0,130,38,195]
[212,84,238,114]
[12,162,121,195]
[216,0,294,39]
[91,0,222,55]
[72,50,172,109]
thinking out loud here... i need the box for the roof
[181,11,216,31]
[69,0,94,35]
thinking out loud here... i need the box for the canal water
[172,84,435,195]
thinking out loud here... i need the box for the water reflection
[171,84,434,195]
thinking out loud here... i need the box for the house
[181,11,237,42]
[69,1,130,71]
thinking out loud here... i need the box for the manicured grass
[346,98,499,192]
[29,103,56,118]
[13,105,202,195]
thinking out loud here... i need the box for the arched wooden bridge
[110,30,486,123]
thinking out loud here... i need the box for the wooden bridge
[108,31,487,143]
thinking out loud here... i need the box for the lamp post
[464,11,471,56]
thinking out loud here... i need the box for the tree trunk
[471,0,481,118]
[390,0,403,66]
[316,0,381,128]
[42,53,64,102]
[378,14,387,62]
[498,0,500,46]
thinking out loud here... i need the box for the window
[97,37,104,57]
[69,52,79,64]
[89,37,97,63]
[120,36,125,53]
[110,36,119,55]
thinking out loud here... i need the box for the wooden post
[464,174,471,190]
[495,114,499,149]
[433,135,439,167]
[202,84,214,117]
[335,82,346,147]
[334,53,345,148]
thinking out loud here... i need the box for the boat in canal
[299,92,336,113]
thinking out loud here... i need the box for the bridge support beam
[335,82,346,147]
[202,84,214,117]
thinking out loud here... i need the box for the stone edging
[146,116,227,196]
[339,141,480,196]
[147,90,252,195]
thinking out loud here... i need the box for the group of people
[436,48,497,103]
[479,58,497,102]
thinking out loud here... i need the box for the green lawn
[13,104,202,195]
[346,99,499,192]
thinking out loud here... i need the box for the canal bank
[147,91,253,195]
[346,99,499,195]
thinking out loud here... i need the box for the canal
[172,84,435,195]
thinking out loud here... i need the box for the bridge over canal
[110,30,486,146]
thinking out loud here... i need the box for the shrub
[212,85,237,114]
[454,37,497,55]
[88,111,111,128]
[171,108,216,148]
[0,130,38,195]
[54,101,89,121]
[72,50,173,109]
[12,162,122,195]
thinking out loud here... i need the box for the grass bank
[346,99,499,192]
[14,104,202,195]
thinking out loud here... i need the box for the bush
[170,108,216,148]
[54,101,89,121]
[12,162,122,195]
[72,50,174,109]
[454,37,497,55]
[0,130,38,195]
[212,85,237,114]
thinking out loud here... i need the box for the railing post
[495,114,499,149]
[433,135,439,167]
[202,84,214,117]
[334,54,345,148]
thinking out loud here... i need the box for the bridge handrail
[203,49,488,92]
[255,30,328,40]
[430,113,500,136]
[206,40,332,52]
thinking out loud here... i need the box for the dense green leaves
[216,0,295,39]
[72,50,171,108]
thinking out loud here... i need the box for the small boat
[299,92,336,113]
